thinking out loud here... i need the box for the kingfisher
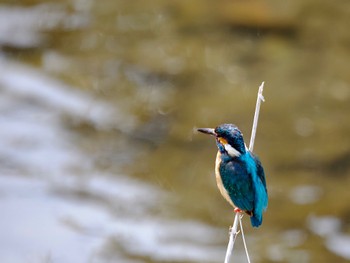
[197,124,268,227]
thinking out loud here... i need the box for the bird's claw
[234,207,243,214]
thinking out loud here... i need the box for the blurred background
[0,0,349,262]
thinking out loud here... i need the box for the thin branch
[249,81,265,152]
[239,215,251,263]
[224,213,240,263]
[224,81,265,263]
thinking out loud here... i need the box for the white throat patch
[224,143,241,157]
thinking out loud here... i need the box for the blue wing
[219,152,268,227]
[252,153,267,190]
[219,159,255,212]
[250,153,268,227]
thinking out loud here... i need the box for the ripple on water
[0,59,224,262]
[308,215,350,260]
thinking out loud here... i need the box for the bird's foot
[234,207,243,214]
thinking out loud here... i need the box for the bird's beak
[197,128,216,136]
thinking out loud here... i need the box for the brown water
[0,1,350,262]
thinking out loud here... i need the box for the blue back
[219,151,268,227]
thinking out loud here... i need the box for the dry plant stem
[224,213,240,263]
[224,81,265,263]
[249,81,265,152]
[239,215,251,263]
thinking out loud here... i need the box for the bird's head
[197,123,246,157]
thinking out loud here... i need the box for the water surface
[0,1,350,262]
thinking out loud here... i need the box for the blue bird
[198,124,268,227]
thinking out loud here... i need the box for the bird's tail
[250,212,263,227]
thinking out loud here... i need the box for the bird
[197,123,268,227]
